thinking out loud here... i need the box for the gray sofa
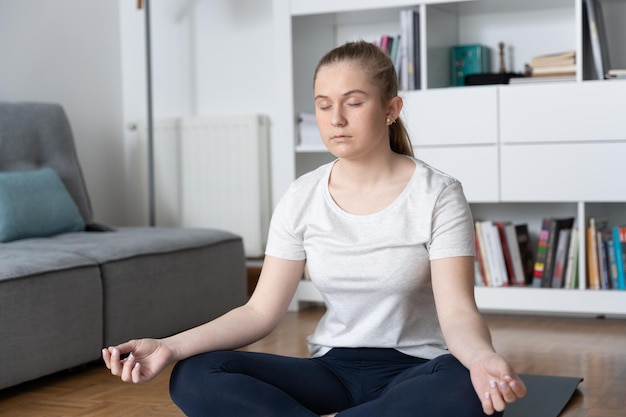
[0,102,247,390]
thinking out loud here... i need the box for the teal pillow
[0,168,85,242]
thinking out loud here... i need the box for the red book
[496,221,515,285]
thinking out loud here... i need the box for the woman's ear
[388,96,403,121]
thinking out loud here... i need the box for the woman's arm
[431,256,526,415]
[103,255,305,383]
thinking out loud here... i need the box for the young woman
[103,40,526,417]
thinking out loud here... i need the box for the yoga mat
[504,374,583,417]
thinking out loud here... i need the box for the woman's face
[313,61,392,160]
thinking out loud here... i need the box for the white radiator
[143,115,271,257]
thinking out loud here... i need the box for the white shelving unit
[272,0,626,317]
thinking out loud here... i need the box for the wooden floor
[1,308,625,416]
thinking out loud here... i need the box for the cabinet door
[500,80,626,143]
[501,142,626,201]
[416,145,499,202]
[402,86,499,146]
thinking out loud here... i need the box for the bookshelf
[272,0,626,317]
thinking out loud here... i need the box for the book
[486,222,509,287]
[530,50,576,68]
[583,0,610,80]
[380,34,393,56]
[503,222,526,286]
[531,65,576,77]
[496,221,516,284]
[399,10,409,91]
[390,34,401,66]
[613,226,626,290]
[393,34,403,81]
[532,218,551,287]
[551,228,572,288]
[541,217,575,288]
[607,239,618,289]
[399,9,420,90]
[516,224,534,285]
[563,227,580,289]
[475,221,493,286]
[474,232,487,286]
[411,9,421,90]
[509,75,576,85]
[607,69,626,79]
[586,218,601,289]
[597,223,611,289]
[476,221,508,287]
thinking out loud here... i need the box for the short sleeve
[264,188,307,261]
[427,180,475,260]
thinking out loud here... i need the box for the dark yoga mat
[504,374,583,417]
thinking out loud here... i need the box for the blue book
[607,239,618,289]
[613,227,626,290]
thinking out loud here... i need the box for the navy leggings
[169,348,498,417]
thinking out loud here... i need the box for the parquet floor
[1,308,625,416]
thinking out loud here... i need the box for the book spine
[504,223,526,285]
[533,219,551,287]
[598,233,610,289]
[406,10,415,90]
[564,227,579,289]
[541,220,559,288]
[516,224,534,285]
[586,218,601,290]
[475,222,492,286]
[614,226,626,290]
[496,222,515,284]
[607,239,618,289]
[551,229,572,289]
[412,9,421,90]
[487,222,508,287]
[474,232,487,286]
[584,0,610,80]
[399,10,409,91]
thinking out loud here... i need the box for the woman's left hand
[469,352,527,415]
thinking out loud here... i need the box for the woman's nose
[331,108,346,127]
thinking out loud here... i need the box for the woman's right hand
[102,338,176,384]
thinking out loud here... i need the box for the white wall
[0,0,277,226]
[0,0,126,225]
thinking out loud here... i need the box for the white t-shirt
[265,156,475,359]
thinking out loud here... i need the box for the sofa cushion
[0,249,103,390]
[0,168,85,242]
[8,227,242,263]
[0,246,95,281]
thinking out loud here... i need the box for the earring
[386,117,392,125]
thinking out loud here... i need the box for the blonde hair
[313,40,414,157]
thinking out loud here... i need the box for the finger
[109,348,123,376]
[506,375,527,399]
[131,362,142,384]
[481,391,495,415]
[102,348,111,369]
[489,380,506,412]
[497,378,517,403]
[121,353,136,382]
